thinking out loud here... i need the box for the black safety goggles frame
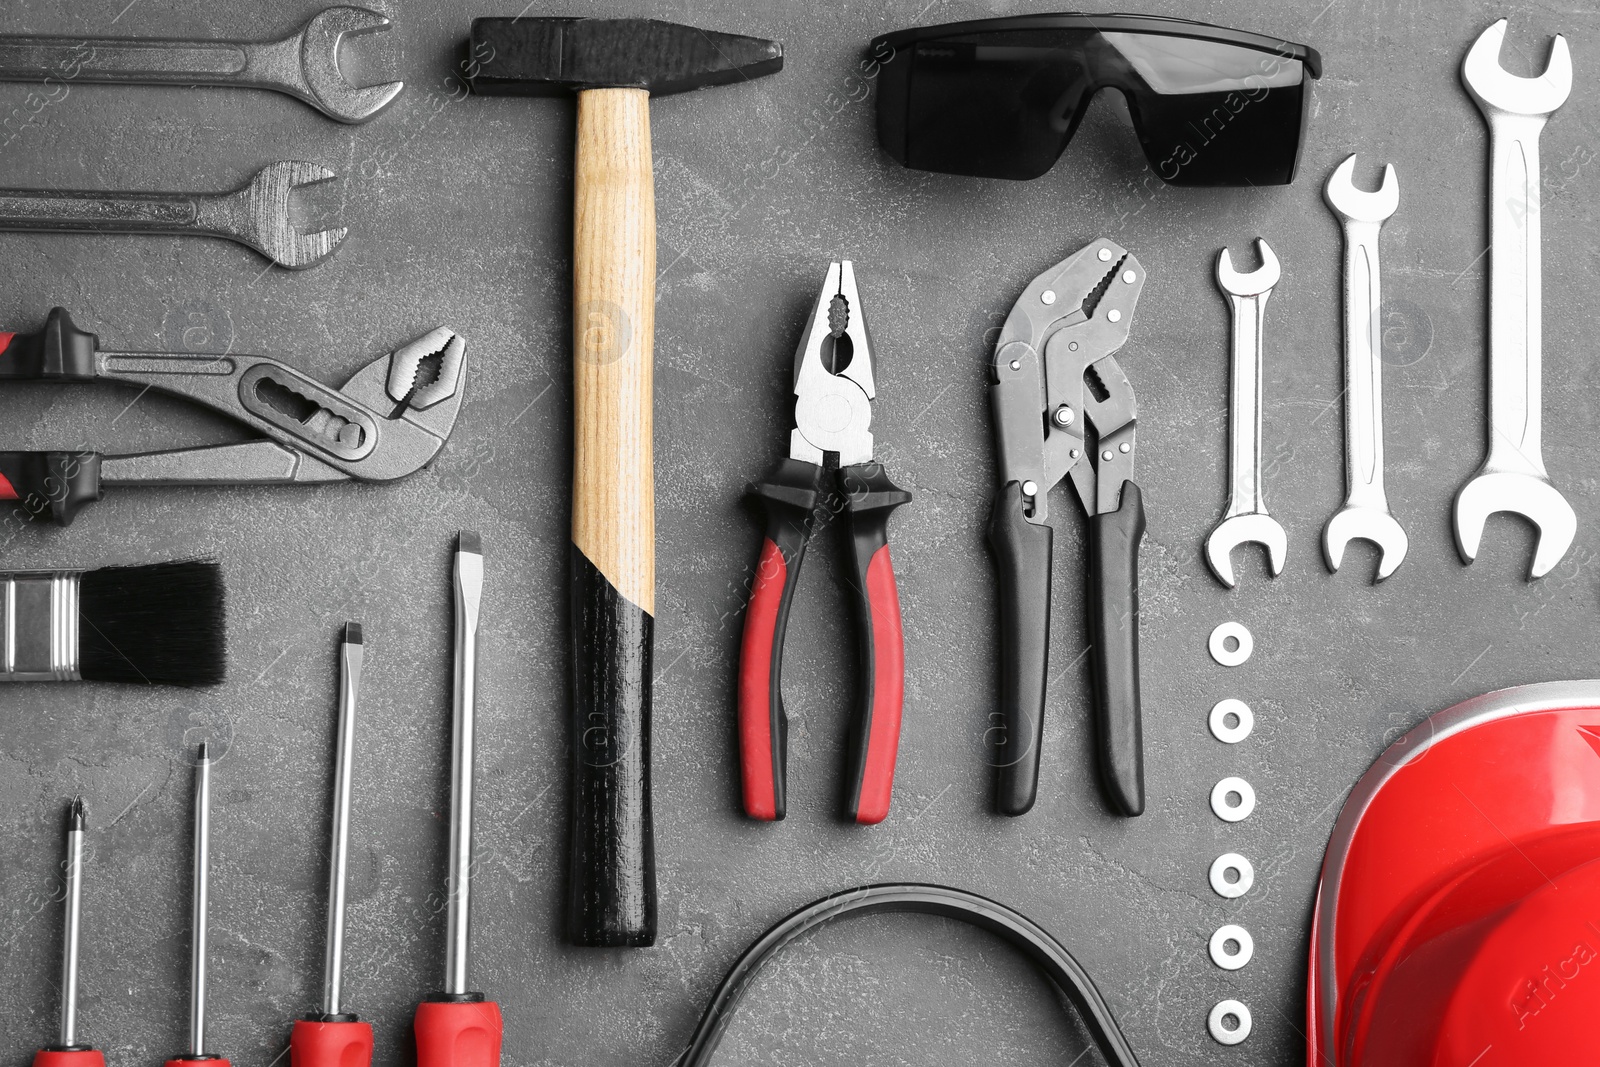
[871,13,1323,186]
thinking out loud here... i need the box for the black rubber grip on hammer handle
[567,546,657,946]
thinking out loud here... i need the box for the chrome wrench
[1454,19,1575,579]
[1207,239,1286,588]
[0,161,346,269]
[1323,155,1408,581]
[0,7,402,124]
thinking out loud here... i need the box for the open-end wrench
[1454,20,1575,580]
[1323,155,1408,581]
[0,7,402,124]
[1207,239,1286,589]
[0,161,346,269]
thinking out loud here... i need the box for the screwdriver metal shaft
[414,533,501,1067]
[165,744,228,1067]
[190,744,212,1057]
[288,625,373,1067]
[59,798,85,1049]
[444,533,482,995]
[322,623,362,1017]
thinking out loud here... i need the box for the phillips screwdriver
[414,533,502,1067]
[166,744,229,1067]
[291,624,374,1067]
[34,798,104,1067]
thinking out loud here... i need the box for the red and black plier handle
[738,457,910,824]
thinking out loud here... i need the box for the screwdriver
[34,798,104,1067]
[165,744,229,1067]
[290,624,374,1067]
[414,533,502,1067]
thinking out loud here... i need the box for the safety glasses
[871,14,1322,185]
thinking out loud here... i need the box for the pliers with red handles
[739,261,911,824]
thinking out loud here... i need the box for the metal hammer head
[1324,154,1398,223]
[467,17,783,97]
[1216,239,1280,296]
[299,6,405,124]
[1462,19,1571,118]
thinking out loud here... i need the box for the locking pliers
[738,261,911,825]
[988,239,1146,817]
[0,307,466,524]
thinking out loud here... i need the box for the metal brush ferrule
[1,570,81,681]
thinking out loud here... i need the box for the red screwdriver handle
[839,463,911,824]
[164,1058,229,1067]
[34,1049,105,1067]
[414,998,503,1067]
[289,1018,372,1067]
[738,457,823,821]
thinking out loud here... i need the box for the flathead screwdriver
[165,744,228,1067]
[291,624,374,1067]
[34,798,104,1067]
[414,534,502,1067]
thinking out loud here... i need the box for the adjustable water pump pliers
[0,307,466,524]
[988,239,1146,817]
[739,261,911,825]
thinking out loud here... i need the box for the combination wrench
[1323,155,1408,581]
[1207,239,1286,589]
[0,161,346,269]
[0,7,402,124]
[1454,19,1575,579]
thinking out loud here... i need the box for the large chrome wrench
[1323,155,1408,581]
[0,161,346,269]
[0,7,402,124]
[1454,19,1575,579]
[1207,239,1286,588]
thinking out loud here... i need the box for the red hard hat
[1308,681,1600,1065]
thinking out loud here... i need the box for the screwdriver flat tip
[196,741,210,763]
[343,622,363,646]
[457,530,482,556]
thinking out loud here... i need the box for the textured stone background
[3,1,1598,1065]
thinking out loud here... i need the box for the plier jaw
[987,239,1148,820]
[790,260,877,467]
[739,262,911,825]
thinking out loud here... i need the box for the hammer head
[468,17,783,97]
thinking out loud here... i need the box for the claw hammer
[468,18,782,947]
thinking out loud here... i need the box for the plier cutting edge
[739,261,911,824]
[989,239,1146,817]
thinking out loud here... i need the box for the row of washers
[1207,22,1576,588]
[1204,620,1259,1047]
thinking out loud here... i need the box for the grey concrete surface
[2,1,1598,1065]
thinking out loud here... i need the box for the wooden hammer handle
[567,86,657,947]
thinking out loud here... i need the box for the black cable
[675,883,1141,1067]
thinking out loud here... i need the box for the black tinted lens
[1105,33,1309,186]
[873,23,1312,186]
[879,30,1099,180]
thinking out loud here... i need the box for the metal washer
[1209,999,1253,1045]
[1209,923,1254,970]
[1208,622,1253,667]
[1209,852,1255,899]
[1209,698,1254,743]
[1211,777,1256,822]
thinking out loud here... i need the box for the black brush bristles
[78,559,226,686]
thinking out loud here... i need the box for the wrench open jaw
[218,161,349,270]
[297,7,405,124]
[1454,20,1574,580]
[1323,155,1408,582]
[1462,19,1571,116]
[1208,240,1287,589]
